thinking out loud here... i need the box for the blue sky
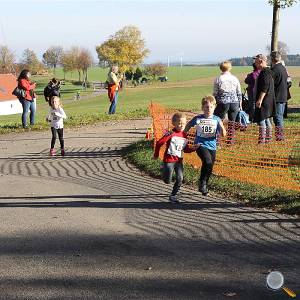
[0,0,299,64]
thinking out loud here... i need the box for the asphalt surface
[0,119,299,300]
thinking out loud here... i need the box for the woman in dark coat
[253,54,276,144]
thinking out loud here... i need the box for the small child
[46,96,67,156]
[153,112,199,203]
[185,95,226,196]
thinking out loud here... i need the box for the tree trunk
[271,1,280,52]
[84,69,88,90]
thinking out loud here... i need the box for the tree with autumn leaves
[96,26,149,73]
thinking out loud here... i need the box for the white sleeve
[55,108,67,119]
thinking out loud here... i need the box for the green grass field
[1,65,299,131]
[43,65,300,106]
[54,65,252,82]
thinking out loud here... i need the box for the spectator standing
[213,61,242,144]
[280,60,291,118]
[244,63,261,122]
[285,75,292,118]
[17,69,36,128]
[271,51,288,141]
[44,78,61,106]
[107,66,122,114]
[253,54,276,144]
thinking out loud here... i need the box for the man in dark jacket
[271,51,288,141]
[44,78,61,105]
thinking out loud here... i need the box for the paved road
[0,119,299,300]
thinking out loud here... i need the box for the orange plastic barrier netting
[149,102,300,192]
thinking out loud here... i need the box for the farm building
[0,74,23,115]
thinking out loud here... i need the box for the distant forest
[230,55,300,66]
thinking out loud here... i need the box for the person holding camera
[44,78,61,106]
[17,69,37,128]
[106,65,123,114]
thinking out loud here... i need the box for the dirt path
[0,119,299,300]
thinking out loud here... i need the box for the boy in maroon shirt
[154,113,199,203]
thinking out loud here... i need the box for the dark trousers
[51,127,64,149]
[246,95,255,122]
[196,146,216,187]
[162,161,184,196]
[214,102,239,144]
[214,102,239,121]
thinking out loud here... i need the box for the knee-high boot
[258,126,266,144]
[275,126,285,141]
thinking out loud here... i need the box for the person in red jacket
[17,69,36,128]
[154,112,199,203]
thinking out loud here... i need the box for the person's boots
[226,121,236,145]
[258,127,266,144]
[265,127,272,143]
[275,126,285,141]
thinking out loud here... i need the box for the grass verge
[122,139,300,216]
[0,109,148,135]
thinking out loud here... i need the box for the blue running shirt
[189,115,221,150]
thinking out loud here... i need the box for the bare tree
[61,51,75,79]
[61,47,93,83]
[0,45,15,74]
[266,40,289,60]
[20,48,43,74]
[78,48,93,87]
[43,46,63,73]
[61,47,81,80]
[268,0,298,51]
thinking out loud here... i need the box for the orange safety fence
[149,102,300,192]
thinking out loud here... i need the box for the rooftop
[0,74,18,102]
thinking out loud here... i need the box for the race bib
[167,136,187,157]
[196,118,218,138]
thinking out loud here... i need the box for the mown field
[1,65,299,130]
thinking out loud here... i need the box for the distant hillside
[230,55,300,66]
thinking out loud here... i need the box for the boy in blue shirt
[185,95,226,195]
